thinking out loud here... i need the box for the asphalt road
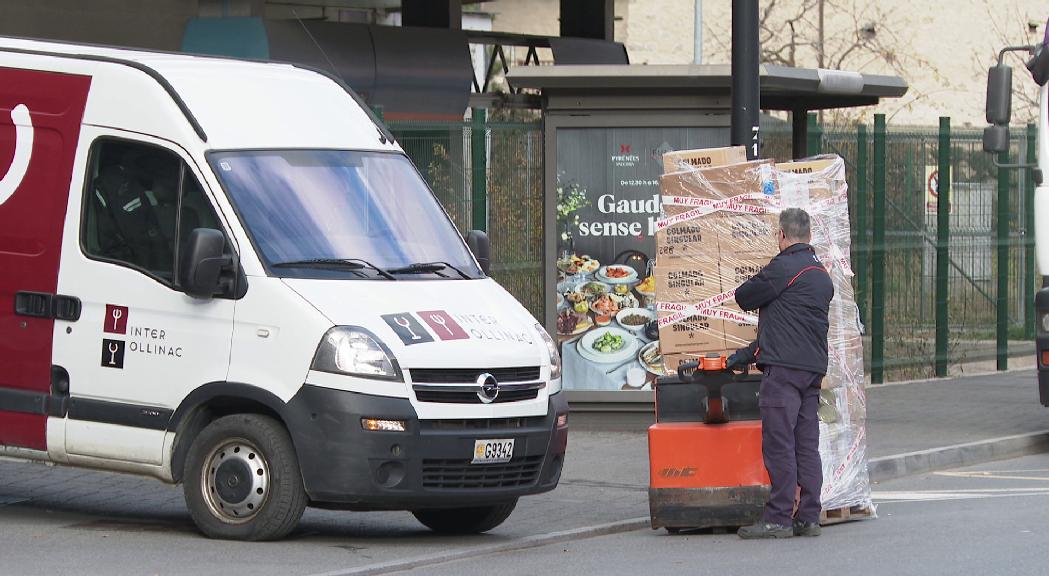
[0,431,649,576]
[4,452,1047,576]
[393,453,1049,576]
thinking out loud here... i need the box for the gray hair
[779,208,811,242]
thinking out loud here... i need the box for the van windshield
[209,150,482,280]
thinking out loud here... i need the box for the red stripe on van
[0,67,92,451]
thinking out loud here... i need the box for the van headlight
[312,327,400,380]
[535,323,561,381]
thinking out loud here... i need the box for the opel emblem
[476,373,499,404]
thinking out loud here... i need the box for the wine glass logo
[0,104,34,207]
[395,316,421,340]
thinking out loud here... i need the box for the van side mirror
[983,125,1010,154]
[985,64,1013,126]
[180,228,232,299]
[1027,43,1049,86]
[465,229,491,275]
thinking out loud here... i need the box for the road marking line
[873,489,1049,503]
[935,471,1049,482]
[301,516,650,576]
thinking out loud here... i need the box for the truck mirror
[983,125,1010,154]
[1027,43,1049,86]
[179,228,232,299]
[985,64,1013,125]
[465,230,491,275]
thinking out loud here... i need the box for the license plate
[472,439,514,464]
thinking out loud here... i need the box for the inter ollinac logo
[0,104,33,206]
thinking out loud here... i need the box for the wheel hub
[202,440,269,523]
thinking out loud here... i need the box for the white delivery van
[0,37,567,541]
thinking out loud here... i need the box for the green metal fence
[390,120,545,322]
[766,116,1038,382]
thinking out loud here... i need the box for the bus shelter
[507,64,907,411]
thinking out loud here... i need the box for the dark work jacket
[735,243,834,375]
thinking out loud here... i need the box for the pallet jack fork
[648,355,770,532]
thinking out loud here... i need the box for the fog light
[361,418,406,432]
[556,413,568,428]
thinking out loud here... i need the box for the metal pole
[791,109,808,160]
[694,0,703,64]
[806,112,821,156]
[856,123,868,327]
[935,117,951,377]
[871,114,887,384]
[1026,123,1037,340]
[731,0,760,160]
[471,108,488,231]
[998,148,1011,370]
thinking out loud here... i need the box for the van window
[209,150,482,280]
[82,139,222,284]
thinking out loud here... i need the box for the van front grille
[419,417,547,430]
[422,456,544,489]
[413,387,541,404]
[409,366,541,384]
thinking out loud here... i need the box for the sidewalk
[563,368,1049,489]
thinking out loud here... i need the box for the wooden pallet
[820,505,875,526]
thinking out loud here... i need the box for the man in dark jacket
[732,207,834,539]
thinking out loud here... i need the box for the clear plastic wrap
[655,151,872,517]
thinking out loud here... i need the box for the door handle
[14,292,82,322]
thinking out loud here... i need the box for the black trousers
[759,365,823,525]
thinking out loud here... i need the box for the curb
[868,430,1049,482]
[304,516,651,576]
[865,366,1035,389]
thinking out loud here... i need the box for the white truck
[984,24,1049,406]
[0,37,567,541]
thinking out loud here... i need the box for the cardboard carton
[718,258,768,350]
[706,213,779,258]
[661,146,747,175]
[653,264,725,354]
[658,159,778,267]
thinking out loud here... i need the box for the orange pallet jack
[648,354,770,533]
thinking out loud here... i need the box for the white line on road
[935,469,1049,482]
[873,489,1049,503]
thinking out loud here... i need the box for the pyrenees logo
[0,104,34,206]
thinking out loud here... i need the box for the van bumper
[284,384,569,510]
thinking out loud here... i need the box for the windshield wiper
[386,261,472,279]
[272,258,396,280]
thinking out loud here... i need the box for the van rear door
[0,68,91,451]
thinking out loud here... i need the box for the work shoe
[737,521,793,539]
[793,520,821,537]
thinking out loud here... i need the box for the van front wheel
[183,414,307,541]
[412,499,517,534]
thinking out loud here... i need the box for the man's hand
[726,341,758,370]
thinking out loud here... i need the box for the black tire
[412,499,518,534]
[183,414,307,541]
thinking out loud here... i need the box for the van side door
[0,69,91,453]
[52,130,236,466]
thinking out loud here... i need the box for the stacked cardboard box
[654,149,871,516]
[655,151,778,369]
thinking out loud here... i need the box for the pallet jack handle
[676,354,752,424]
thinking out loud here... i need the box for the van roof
[0,36,398,152]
